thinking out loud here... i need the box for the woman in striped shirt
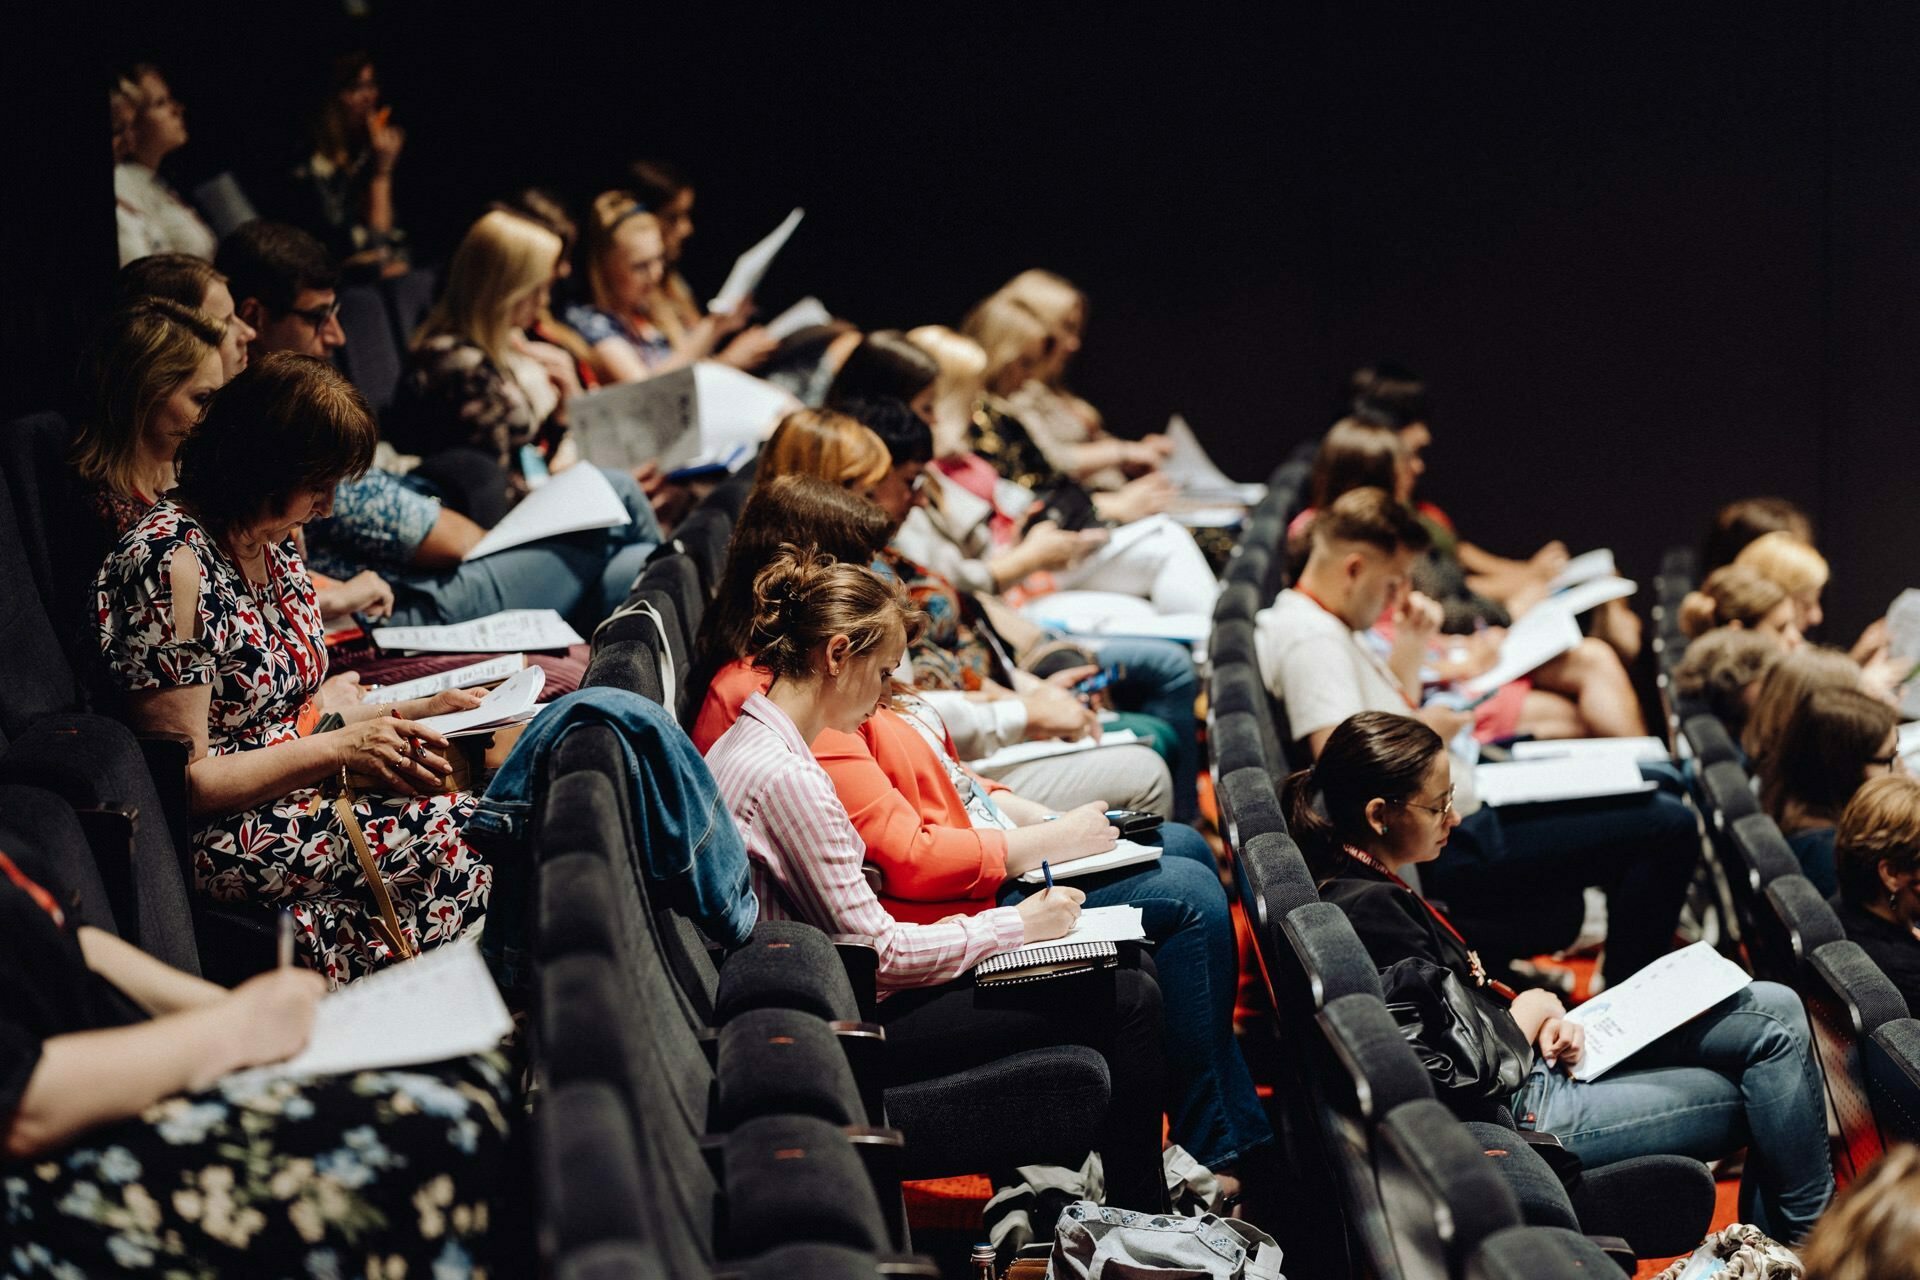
[706,548,1171,1211]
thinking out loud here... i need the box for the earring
[1374,824,1386,835]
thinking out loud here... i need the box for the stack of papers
[414,666,546,738]
[1016,838,1163,884]
[992,905,1146,961]
[367,654,526,703]
[1509,737,1671,765]
[1160,415,1266,506]
[463,464,631,560]
[227,938,513,1082]
[1565,941,1752,1080]
[372,609,585,654]
[1475,755,1654,807]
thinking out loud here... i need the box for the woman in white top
[704,548,1173,1210]
[114,65,217,265]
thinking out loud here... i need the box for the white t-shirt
[115,163,217,265]
[1255,588,1480,812]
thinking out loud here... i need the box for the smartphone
[1074,665,1125,697]
[1104,809,1162,838]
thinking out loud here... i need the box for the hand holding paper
[710,207,804,314]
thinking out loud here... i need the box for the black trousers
[876,955,1168,1212]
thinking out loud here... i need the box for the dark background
[12,3,1914,639]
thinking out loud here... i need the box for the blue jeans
[469,687,758,973]
[1422,766,1699,982]
[1079,637,1200,824]
[998,823,1272,1170]
[1512,981,1834,1242]
[386,467,660,629]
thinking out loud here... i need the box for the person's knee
[1157,823,1217,870]
[1744,980,1813,1043]
[1113,965,1166,1031]
[1109,747,1174,817]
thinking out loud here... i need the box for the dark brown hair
[746,549,921,680]
[825,330,940,407]
[1310,487,1431,557]
[694,475,895,693]
[1309,417,1405,510]
[1760,685,1899,824]
[1703,496,1814,573]
[1282,711,1446,881]
[116,253,225,310]
[1834,776,1920,909]
[171,353,375,536]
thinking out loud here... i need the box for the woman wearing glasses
[1757,685,1902,897]
[1290,711,1834,1242]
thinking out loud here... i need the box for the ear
[1342,551,1366,584]
[236,297,269,331]
[1364,797,1390,836]
[1878,859,1905,896]
[823,633,853,676]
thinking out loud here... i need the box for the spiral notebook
[974,905,1145,987]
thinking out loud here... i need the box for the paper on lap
[709,207,804,313]
[1016,838,1163,884]
[1546,549,1617,593]
[463,463,631,560]
[1461,604,1583,697]
[372,609,584,654]
[368,654,526,703]
[968,730,1141,773]
[1474,755,1654,807]
[1509,736,1670,764]
[1564,941,1752,1080]
[412,665,545,737]
[569,364,798,474]
[227,938,513,1083]
[994,905,1145,960]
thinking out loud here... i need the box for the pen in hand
[1041,860,1054,895]
[277,909,296,970]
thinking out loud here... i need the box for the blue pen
[1041,860,1054,893]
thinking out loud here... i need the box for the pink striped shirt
[706,692,1027,993]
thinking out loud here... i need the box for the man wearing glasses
[216,220,346,360]
[1257,487,1700,985]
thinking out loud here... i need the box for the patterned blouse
[561,303,675,371]
[304,469,442,580]
[391,333,549,467]
[874,548,999,691]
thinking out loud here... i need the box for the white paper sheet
[568,364,797,475]
[372,609,585,654]
[1172,506,1253,528]
[1461,605,1584,697]
[1027,593,1211,646]
[366,654,526,703]
[229,939,514,1082]
[1475,755,1654,807]
[1545,575,1638,616]
[993,905,1146,960]
[412,665,545,737]
[968,730,1141,773]
[1510,736,1671,764]
[464,463,631,560]
[1898,721,1920,767]
[1547,549,1617,593]
[764,295,831,340]
[1886,589,1920,718]
[1017,838,1163,884]
[1159,415,1266,504]
[1565,941,1753,1080]
[709,207,804,313]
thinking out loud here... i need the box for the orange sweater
[694,659,1011,924]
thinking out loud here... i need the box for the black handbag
[1379,956,1532,1101]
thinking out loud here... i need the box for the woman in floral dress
[93,354,492,984]
[0,838,513,1277]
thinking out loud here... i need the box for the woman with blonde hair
[1678,564,1803,648]
[73,298,226,538]
[1831,776,1920,1011]
[562,190,773,383]
[117,253,259,381]
[114,63,216,264]
[390,209,582,510]
[995,269,1175,484]
[1736,530,1831,632]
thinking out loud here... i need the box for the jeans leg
[999,826,1271,1170]
[1625,982,1834,1240]
[1095,638,1200,824]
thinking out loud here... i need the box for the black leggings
[876,957,1168,1211]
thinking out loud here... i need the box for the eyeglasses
[1392,785,1457,819]
[284,298,341,329]
[1870,754,1907,775]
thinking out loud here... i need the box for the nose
[321,314,346,351]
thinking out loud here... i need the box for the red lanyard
[0,850,64,926]
[232,539,324,730]
[1343,844,1514,1000]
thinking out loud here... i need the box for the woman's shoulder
[561,303,624,346]
[100,502,207,576]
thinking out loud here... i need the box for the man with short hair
[1259,487,1697,986]
[216,220,345,359]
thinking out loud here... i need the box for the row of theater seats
[1649,561,1920,1187]
[332,267,439,418]
[1203,464,1717,1278]
[537,474,1120,1277]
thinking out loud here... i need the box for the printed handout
[710,207,804,313]
[372,609,585,654]
[463,463,630,560]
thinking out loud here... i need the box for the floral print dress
[94,502,491,984]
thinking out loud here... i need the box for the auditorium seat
[1466,1225,1632,1280]
[1216,765,1286,856]
[1208,615,1258,670]
[1755,874,1843,984]
[1865,1018,1920,1146]
[1236,830,1321,999]
[1210,708,1268,783]
[335,283,402,414]
[1207,658,1282,771]
[1803,938,1911,1180]
[382,266,440,345]
[586,599,680,709]
[640,551,707,651]
[1725,812,1802,959]
[1223,541,1272,592]
[668,504,734,594]
[1212,580,1261,626]
[1375,1098,1525,1280]
[1679,713,1739,769]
